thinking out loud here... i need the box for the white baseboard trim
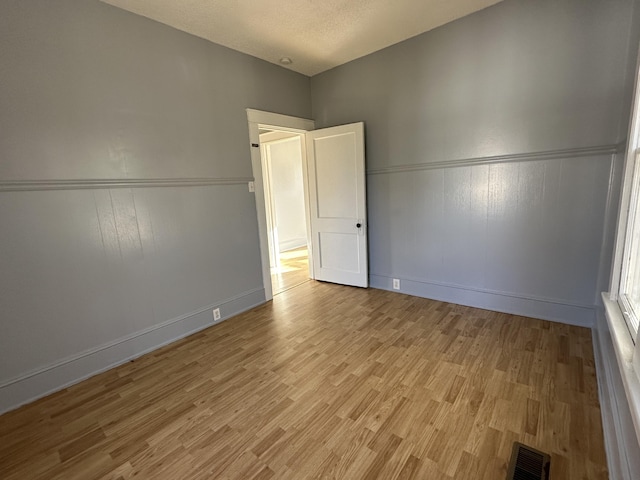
[279,238,307,252]
[369,274,595,328]
[593,311,640,480]
[0,287,266,415]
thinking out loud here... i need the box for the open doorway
[259,129,310,295]
[247,109,368,301]
[247,109,316,301]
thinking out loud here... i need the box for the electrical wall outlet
[392,278,400,290]
[213,308,221,321]
[248,181,255,192]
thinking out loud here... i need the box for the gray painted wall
[311,0,638,326]
[0,0,310,412]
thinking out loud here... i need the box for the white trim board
[367,144,618,175]
[601,294,640,444]
[593,311,640,480]
[247,109,315,131]
[0,287,265,415]
[0,177,253,192]
[370,274,596,328]
[279,238,308,252]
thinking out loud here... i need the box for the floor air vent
[506,442,550,480]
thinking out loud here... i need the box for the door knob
[356,223,362,228]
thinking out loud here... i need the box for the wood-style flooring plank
[0,281,607,479]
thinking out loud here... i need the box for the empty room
[2,0,640,479]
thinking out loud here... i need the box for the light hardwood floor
[0,281,607,479]
[271,247,310,295]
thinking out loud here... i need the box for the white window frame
[604,53,640,445]
[618,151,640,338]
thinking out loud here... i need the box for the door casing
[247,110,368,298]
[247,109,315,301]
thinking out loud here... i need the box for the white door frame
[246,109,315,301]
[259,137,279,271]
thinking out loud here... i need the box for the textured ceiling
[100,0,504,76]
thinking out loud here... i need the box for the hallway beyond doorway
[271,246,310,295]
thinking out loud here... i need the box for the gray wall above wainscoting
[311,0,639,326]
[0,0,310,413]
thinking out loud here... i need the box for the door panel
[318,233,361,272]
[314,135,358,218]
[306,123,367,287]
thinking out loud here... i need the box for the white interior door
[306,122,368,287]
